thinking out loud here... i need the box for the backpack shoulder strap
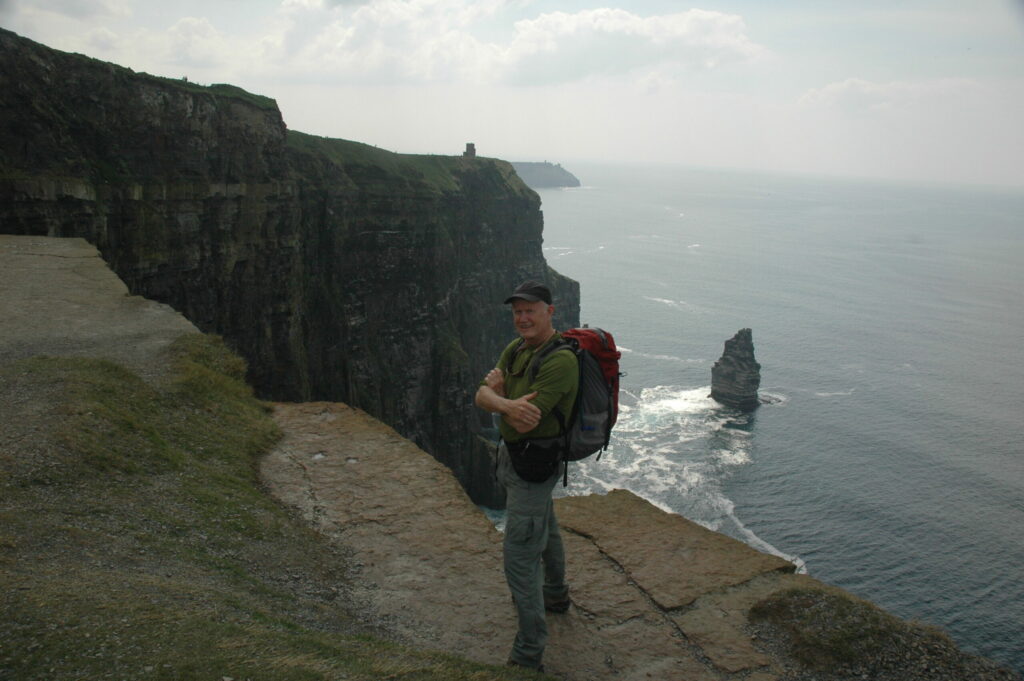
[526,337,574,383]
[500,338,526,372]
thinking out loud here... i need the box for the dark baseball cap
[503,280,552,305]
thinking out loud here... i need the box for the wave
[566,384,805,571]
[618,345,705,365]
[641,296,706,314]
[814,389,855,397]
[543,244,605,257]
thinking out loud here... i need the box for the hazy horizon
[3,0,1023,189]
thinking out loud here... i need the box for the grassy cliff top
[0,27,279,112]
[286,130,534,197]
[0,334,540,681]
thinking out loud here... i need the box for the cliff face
[0,28,578,506]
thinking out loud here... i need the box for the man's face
[511,299,555,347]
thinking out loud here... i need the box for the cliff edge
[0,27,578,508]
[4,236,1017,681]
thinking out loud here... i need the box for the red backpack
[527,326,622,462]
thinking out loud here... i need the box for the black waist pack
[506,437,563,483]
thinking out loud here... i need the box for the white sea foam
[544,243,606,257]
[567,383,804,573]
[715,447,750,466]
[614,345,703,365]
[642,296,706,315]
[652,353,702,364]
[644,296,679,307]
[725,511,808,573]
[814,389,855,397]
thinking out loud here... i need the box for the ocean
[533,163,1024,672]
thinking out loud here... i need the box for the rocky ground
[0,235,198,382]
[261,402,1021,681]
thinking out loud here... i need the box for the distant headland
[510,161,581,189]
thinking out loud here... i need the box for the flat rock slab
[261,401,515,663]
[555,490,795,610]
[262,401,807,680]
[0,235,196,381]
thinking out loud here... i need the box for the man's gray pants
[497,443,569,669]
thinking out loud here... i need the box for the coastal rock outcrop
[0,28,578,507]
[510,161,581,188]
[710,328,761,410]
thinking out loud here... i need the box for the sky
[2,0,1024,188]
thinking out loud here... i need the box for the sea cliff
[0,27,578,506]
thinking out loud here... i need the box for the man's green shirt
[489,333,579,444]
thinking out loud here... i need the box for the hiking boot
[543,592,571,613]
[506,658,545,673]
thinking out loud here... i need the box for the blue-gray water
[536,163,1024,672]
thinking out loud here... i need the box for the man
[475,280,579,671]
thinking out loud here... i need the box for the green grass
[0,334,541,681]
[286,130,461,193]
[285,130,532,198]
[205,82,279,110]
[748,586,953,672]
[750,587,897,668]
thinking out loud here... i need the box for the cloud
[86,25,119,51]
[78,17,245,76]
[799,77,983,113]
[503,8,762,83]
[791,76,1024,185]
[263,3,763,86]
[164,17,229,68]
[19,0,129,20]
[283,0,371,7]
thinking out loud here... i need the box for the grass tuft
[750,587,901,669]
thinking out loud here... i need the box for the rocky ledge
[261,402,1019,681]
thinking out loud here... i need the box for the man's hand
[502,391,540,433]
[484,368,505,397]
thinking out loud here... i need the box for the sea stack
[710,328,761,411]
